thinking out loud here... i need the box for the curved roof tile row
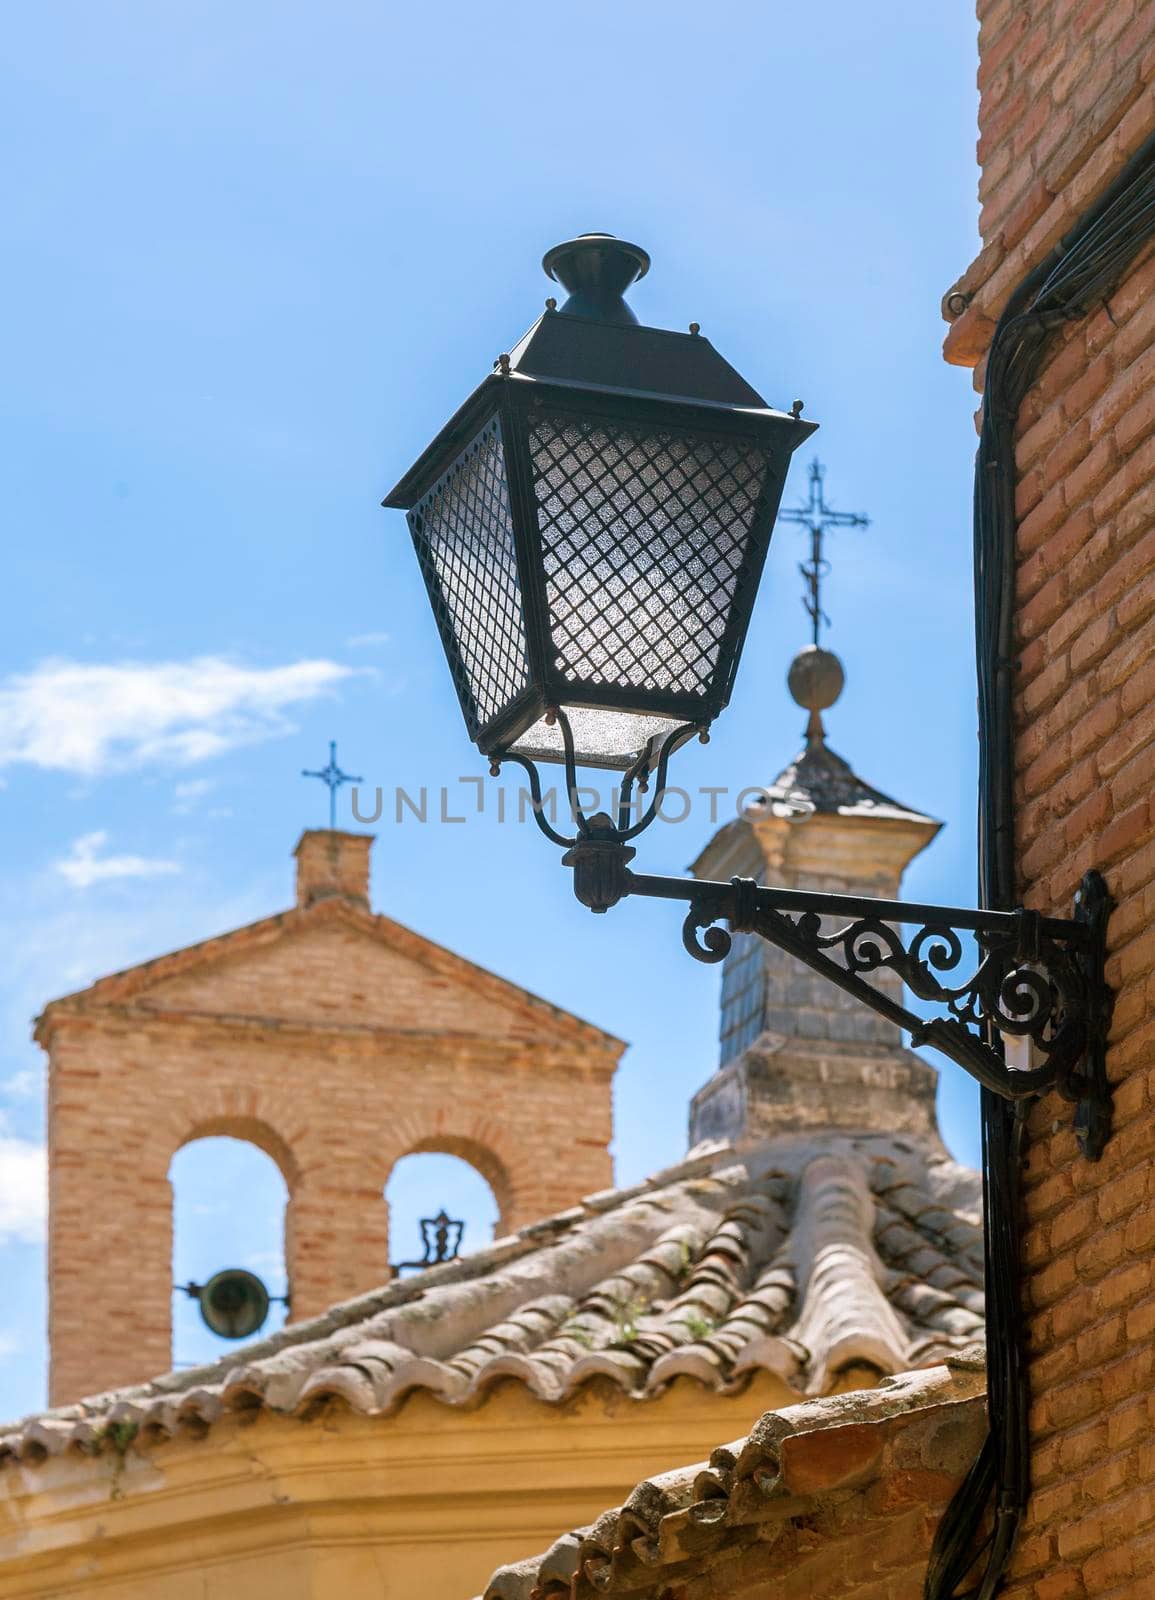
[0,1136,983,1467]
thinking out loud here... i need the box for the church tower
[689,640,943,1149]
[37,829,623,1404]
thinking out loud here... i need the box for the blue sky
[0,1,982,1415]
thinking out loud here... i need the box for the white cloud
[0,657,354,776]
[345,632,389,649]
[56,832,182,890]
[0,1134,46,1246]
[1,1070,39,1102]
[0,1331,23,1360]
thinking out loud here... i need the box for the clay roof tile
[0,1136,983,1468]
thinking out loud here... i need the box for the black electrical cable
[925,129,1155,1600]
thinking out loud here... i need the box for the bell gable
[36,896,619,1051]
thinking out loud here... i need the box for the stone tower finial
[787,642,846,747]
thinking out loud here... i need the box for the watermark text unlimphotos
[349,779,801,828]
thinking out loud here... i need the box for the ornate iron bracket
[492,713,1114,1161]
[568,837,1113,1158]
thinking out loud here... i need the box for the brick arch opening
[378,1113,530,1229]
[174,1114,301,1193]
[385,1147,502,1269]
[397,1134,515,1225]
[169,1132,291,1362]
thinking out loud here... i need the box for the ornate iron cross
[776,459,869,646]
[395,1210,465,1273]
[302,741,363,830]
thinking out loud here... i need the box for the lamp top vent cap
[541,233,652,326]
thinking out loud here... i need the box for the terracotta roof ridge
[0,1138,989,1476]
[785,1154,912,1392]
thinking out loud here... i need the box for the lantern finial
[541,233,651,326]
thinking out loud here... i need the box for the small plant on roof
[610,1293,649,1346]
[559,1318,596,1350]
[682,1310,717,1342]
[86,1419,139,1500]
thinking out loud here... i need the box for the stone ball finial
[787,645,845,713]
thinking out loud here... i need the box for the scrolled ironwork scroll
[673,870,1111,1136]
[682,902,732,964]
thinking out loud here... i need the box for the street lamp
[385,234,1113,1160]
[384,232,815,774]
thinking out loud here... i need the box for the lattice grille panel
[529,416,772,697]
[409,417,530,735]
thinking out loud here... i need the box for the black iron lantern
[384,232,1112,1164]
[384,233,816,773]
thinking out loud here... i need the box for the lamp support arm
[562,836,1113,1159]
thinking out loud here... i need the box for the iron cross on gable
[302,741,363,830]
[776,459,870,646]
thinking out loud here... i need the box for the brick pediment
[36,899,620,1051]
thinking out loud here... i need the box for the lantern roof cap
[519,232,785,407]
[383,235,817,511]
[541,232,650,325]
[505,310,773,407]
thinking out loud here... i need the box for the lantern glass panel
[528,412,774,712]
[511,707,684,770]
[408,415,531,739]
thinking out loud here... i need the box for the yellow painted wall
[0,1374,794,1598]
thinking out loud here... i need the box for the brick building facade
[38,829,622,1405]
[943,7,1155,1596]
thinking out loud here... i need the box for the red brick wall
[41,836,620,1404]
[946,8,1155,1597]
